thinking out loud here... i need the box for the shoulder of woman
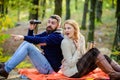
[79,34,85,40]
[61,38,72,50]
[61,38,70,44]
[61,36,72,46]
[79,34,84,38]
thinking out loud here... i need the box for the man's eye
[52,22,55,25]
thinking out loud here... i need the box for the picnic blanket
[19,68,109,80]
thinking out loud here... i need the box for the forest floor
[1,21,115,79]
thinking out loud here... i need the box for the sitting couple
[0,15,120,80]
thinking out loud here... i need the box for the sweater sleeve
[61,39,79,67]
[27,29,34,36]
[24,33,63,45]
[61,35,86,67]
[70,36,86,67]
[61,39,73,64]
[79,35,86,54]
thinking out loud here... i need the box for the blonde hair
[63,19,81,41]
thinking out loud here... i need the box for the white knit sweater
[61,35,86,77]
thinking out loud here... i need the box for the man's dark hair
[50,15,61,25]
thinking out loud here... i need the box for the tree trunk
[54,0,62,17]
[113,0,120,51]
[65,0,71,20]
[96,0,103,23]
[0,0,4,16]
[41,0,46,19]
[0,0,8,17]
[17,0,20,21]
[75,0,78,10]
[87,0,97,42]
[112,0,115,8]
[81,0,89,30]
[17,6,20,21]
[29,0,39,34]
[29,0,39,20]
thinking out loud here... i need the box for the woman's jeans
[4,41,54,74]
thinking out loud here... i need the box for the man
[0,15,63,79]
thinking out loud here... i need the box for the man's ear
[57,23,61,28]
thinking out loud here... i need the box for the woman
[61,19,120,79]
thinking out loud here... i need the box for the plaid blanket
[19,68,109,80]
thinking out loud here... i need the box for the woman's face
[64,23,75,39]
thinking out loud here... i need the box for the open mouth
[66,33,70,36]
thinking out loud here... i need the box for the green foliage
[110,50,120,64]
[0,14,14,56]
[0,33,10,44]
[0,34,10,55]
[0,34,10,64]
[9,0,32,9]
[0,55,11,62]
[103,0,116,9]
[0,48,3,55]
[0,15,15,31]
[0,33,32,68]
[16,61,33,68]
[111,50,120,55]
[0,55,32,68]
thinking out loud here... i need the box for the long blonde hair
[63,19,81,41]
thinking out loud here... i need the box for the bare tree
[75,0,78,10]
[54,0,62,17]
[29,0,39,34]
[65,0,71,20]
[81,0,89,30]
[96,0,103,23]
[0,0,8,17]
[113,0,120,51]
[87,0,97,42]
[112,0,115,8]
[40,0,46,19]
[29,0,39,20]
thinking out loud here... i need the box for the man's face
[46,18,59,33]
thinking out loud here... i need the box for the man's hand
[11,34,24,41]
[29,24,37,30]
[38,43,47,46]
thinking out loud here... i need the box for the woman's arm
[69,35,86,66]
[61,39,73,62]
[61,39,80,67]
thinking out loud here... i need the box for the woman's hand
[87,41,96,50]
[11,34,24,41]
[73,40,80,51]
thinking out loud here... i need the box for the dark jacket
[24,28,63,72]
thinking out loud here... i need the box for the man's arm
[24,33,63,45]
[11,33,63,45]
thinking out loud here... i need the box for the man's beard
[46,26,57,34]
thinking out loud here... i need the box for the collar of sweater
[54,28,63,34]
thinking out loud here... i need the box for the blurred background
[0,0,120,68]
